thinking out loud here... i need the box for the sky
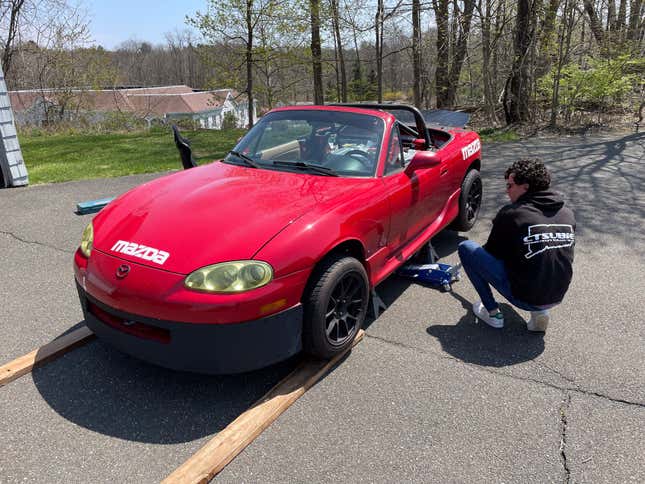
[88,0,205,50]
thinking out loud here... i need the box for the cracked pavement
[1,132,644,483]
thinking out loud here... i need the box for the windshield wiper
[272,160,339,177]
[228,150,260,168]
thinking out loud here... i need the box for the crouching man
[458,159,575,332]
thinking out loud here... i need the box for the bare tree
[310,0,324,103]
[503,0,537,123]
[190,0,280,127]
[0,0,26,79]
[412,0,421,107]
[330,0,347,101]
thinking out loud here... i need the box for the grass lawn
[19,124,516,185]
[20,127,246,184]
[477,127,520,142]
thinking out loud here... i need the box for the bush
[222,111,238,129]
[539,55,642,121]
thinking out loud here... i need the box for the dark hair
[504,158,551,192]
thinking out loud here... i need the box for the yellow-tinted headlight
[80,222,93,258]
[185,261,273,293]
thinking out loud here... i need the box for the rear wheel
[303,256,369,359]
[450,169,482,232]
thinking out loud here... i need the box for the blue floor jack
[396,241,462,292]
[370,241,462,318]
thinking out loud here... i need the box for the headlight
[185,261,273,293]
[80,222,93,258]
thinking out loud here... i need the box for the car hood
[92,162,365,274]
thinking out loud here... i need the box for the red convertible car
[74,104,482,373]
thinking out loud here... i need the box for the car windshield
[225,110,384,177]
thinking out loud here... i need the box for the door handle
[440,167,448,176]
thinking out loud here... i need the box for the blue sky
[88,0,205,49]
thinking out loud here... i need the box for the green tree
[190,0,281,128]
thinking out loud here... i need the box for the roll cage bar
[329,103,431,150]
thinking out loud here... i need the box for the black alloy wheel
[465,175,483,223]
[449,169,482,232]
[304,255,369,359]
[324,271,364,347]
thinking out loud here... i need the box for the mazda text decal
[111,240,170,265]
[523,224,574,259]
[461,139,480,160]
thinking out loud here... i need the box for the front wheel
[303,256,369,359]
[450,169,482,232]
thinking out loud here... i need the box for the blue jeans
[457,240,551,313]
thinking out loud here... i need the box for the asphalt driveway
[0,131,643,483]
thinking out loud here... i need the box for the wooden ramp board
[163,330,365,484]
[0,325,95,387]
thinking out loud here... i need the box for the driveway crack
[0,230,71,255]
[364,332,645,408]
[560,393,572,483]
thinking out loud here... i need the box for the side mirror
[405,151,443,172]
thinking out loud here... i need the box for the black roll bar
[329,103,431,149]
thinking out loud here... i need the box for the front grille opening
[88,301,170,344]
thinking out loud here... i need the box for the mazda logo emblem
[116,264,131,279]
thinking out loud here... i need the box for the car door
[380,123,443,253]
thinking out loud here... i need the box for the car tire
[303,255,369,359]
[450,169,482,232]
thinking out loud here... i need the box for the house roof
[8,86,240,117]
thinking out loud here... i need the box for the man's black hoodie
[484,190,575,306]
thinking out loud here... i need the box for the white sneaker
[472,301,504,328]
[527,310,550,332]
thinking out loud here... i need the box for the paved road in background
[1,132,643,483]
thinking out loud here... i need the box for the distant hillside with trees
[2,0,643,129]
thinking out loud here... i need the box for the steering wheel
[344,149,372,169]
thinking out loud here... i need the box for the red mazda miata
[74,104,483,373]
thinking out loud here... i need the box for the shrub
[539,55,642,121]
[222,111,238,129]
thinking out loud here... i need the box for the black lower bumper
[76,282,303,374]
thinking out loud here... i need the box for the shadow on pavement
[485,132,645,254]
[426,291,545,367]
[32,329,302,444]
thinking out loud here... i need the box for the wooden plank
[163,330,365,484]
[0,325,95,387]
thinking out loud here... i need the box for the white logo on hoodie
[523,224,574,259]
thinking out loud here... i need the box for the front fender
[253,181,391,280]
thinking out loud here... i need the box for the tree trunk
[536,0,561,78]
[310,0,324,104]
[246,0,255,127]
[607,0,616,31]
[331,0,347,102]
[1,0,27,84]
[412,0,422,107]
[583,0,605,45]
[432,0,450,108]
[478,0,498,123]
[616,0,627,37]
[504,0,535,124]
[375,0,384,102]
[445,0,475,107]
[627,0,644,42]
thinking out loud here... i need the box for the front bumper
[77,282,303,374]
